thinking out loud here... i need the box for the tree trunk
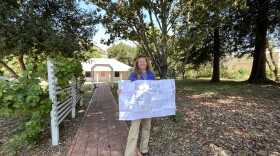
[160,61,168,79]
[211,27,220,82]
[266,43,280,82]
[182,69,186,79]
[275,70,280,82]
[18,54,26,73]
[33,55,38,71]
[172,52,191,79]
[0,61,19,78]
[248,0,269,83]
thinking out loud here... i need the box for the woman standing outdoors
[117,55,155,156]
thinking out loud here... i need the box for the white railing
[47,61,83,146]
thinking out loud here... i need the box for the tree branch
[0,60,19,78]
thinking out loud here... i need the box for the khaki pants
[124,118,151,156]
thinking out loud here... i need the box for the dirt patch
[149,85,280,156]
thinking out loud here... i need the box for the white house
[82,58,133,83]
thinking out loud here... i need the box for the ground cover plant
[0,84,93,156]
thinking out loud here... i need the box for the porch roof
[82,58,133,72]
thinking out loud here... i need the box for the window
[85,71,91,77]
[115,71,120,77]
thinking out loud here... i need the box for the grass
[82,83,94,102]
[176,79,280,99]
[110,83,119,103]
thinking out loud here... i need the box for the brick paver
[67,86,129,156]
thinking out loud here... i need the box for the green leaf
[0,107,12,116]
[26,121,32,126]
[3,95,14,102]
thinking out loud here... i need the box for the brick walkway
[67,86,129,156]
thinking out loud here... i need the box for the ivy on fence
[0,56,84,155]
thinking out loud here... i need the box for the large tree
[234,0,280,83]
[182,0,244,82]
[107,42,137,66]
[0,0,98,76]
[89,0,190,79]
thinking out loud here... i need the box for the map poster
[118,79,176,120]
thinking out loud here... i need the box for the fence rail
[47,61,83,146]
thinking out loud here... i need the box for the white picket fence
[47,61,83,146]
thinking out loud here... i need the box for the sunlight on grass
[175,79,257,94]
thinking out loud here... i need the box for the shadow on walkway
[67,86,129,156]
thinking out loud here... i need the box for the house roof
[82,58,133,72]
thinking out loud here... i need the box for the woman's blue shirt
[128,70,155,81]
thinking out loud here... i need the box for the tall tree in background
[184,0,244,82]
[107,42,137,66]
[90,0,190,79]
[248,0,269,82]
[234,0,280,83]
[0,1,22,77]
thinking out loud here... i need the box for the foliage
[54,55,84,87]
[0,54,84,155]
[186,1,245,82]
[89,47,102,58]
[0,0,98,76]
[220,68,250,80]
[89,0,191,79]
[232,0,280,82]
[195,65,213,78]
[82,45,108,59]
[0,1,94,153]
[183,63,251,81]
[88,0,280,83]
[0,63,51,155]
[107,42,137,66]
[233,0,280,54]
[0,57,22,76]
[110,83,119,105]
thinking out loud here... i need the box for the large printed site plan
[118,79,176,120]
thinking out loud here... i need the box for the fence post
[71,78,76,118]
[47,61,59,146]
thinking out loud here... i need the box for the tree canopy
[1,0,279,83]
[90,0,280,83]
[107,42,137,66]
[0,0,99,76]
[90,0,192,79]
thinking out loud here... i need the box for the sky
[78,2,110,50]
[79,1,136,51]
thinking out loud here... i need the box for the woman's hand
[117,89,122,95]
